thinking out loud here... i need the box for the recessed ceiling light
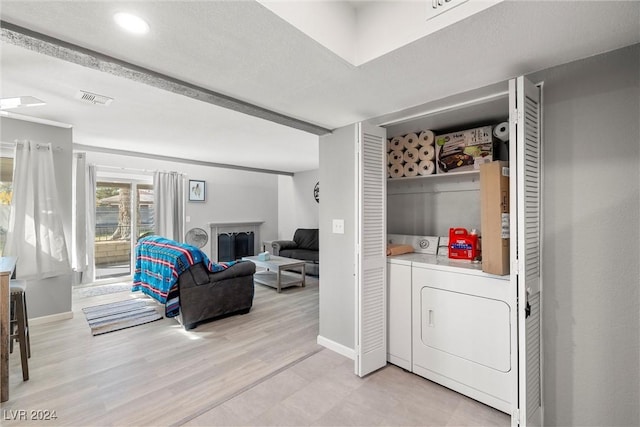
[0,96,46,110]
[114,12,149,35]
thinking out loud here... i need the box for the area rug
[82,299,163,336]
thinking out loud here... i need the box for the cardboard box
[480,161,510,275]
[435,125,493,174]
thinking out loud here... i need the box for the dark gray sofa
[271,228,319,276]
[177,260,256,330]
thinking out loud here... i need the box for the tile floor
[184,349,510,426]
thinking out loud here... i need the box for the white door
[509,76,543,425]
[355,122,387,377]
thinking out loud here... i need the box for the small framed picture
[189,179,206,202]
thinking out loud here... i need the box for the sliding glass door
[94,181,154,280]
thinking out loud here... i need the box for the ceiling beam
[73,144,294,176]
[1,20,333,136]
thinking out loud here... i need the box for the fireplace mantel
[209,221,263,262]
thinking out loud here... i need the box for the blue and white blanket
[132,235,235,317]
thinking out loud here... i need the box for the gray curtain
[83,164,96,284]
[72,153,86,273]
[153,171,186,242]
[72,153,96,284]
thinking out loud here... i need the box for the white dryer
[411,263,513,413]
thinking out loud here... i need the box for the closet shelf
[387,170,479,182]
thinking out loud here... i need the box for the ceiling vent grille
[75,90,113,106]
[426,0,470,20]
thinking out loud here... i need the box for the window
[0,156,13,256]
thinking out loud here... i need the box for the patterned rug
[82,299,163,336]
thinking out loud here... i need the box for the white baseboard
[30,311,73,325]
[317,335,355,360]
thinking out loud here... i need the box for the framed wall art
[189,179,206,202]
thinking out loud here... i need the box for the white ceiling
[1,1,639,174]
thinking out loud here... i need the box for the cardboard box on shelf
[435,125,493,174]
[480,160,510,275]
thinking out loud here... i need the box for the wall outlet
[332,219,344,234]
[186,216,191,223]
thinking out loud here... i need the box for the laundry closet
[322,76,542,426]
[384,86,514,414]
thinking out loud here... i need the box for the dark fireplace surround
[209,221,263,263]
[217,232,255,262]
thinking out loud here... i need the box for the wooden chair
[9,279,30,381]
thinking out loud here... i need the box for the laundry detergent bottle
[448,227,480,261]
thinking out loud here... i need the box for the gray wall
[529,44,639,426]
[319,124,356,349]
[277,169,319,240]
[387,185,481,237]
[1,117,73,318]
[84,151,279,258]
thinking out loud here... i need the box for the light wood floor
[2,276,509,426]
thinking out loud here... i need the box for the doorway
[94,180,154,280]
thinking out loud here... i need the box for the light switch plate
[332,219,344,234]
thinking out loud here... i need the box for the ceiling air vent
[75,90,113,106]
[426,0,470,21]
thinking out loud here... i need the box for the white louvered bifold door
[355,122,387,377]
[509,76,543,426]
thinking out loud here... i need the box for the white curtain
[5,141,70,279]
[153,171,186,242]
[72,153,96,284]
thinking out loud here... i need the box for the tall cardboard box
[480,161,510,275]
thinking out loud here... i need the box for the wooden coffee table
[241,255,306,293]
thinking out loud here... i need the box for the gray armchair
[271,228,319,276]
[177,260,256,329]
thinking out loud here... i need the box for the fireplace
[217,232,255,262]
[209,221,264,263]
